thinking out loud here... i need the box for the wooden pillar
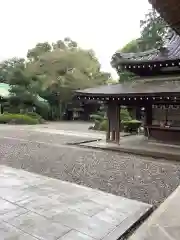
[136,106,141,120]
[146,105,152,125]
[106,101,120,144]
[106,105,110,142]
[115,105,121,144]
[144,104,152,137]
[0,104,3,114]
[112,130,116,141]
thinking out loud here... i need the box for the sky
[0,0,151,79]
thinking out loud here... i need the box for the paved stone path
[0,165,152,240]
[0,125,179,206]
[129,185,180,240]
[80,135,180,161]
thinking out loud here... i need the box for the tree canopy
[117,7,169,82]
[26,38,111,90]
[0,37,111,119]
[140,8,168,51]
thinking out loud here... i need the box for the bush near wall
[122,120,141,133]
[90,114,104,122]
[99,119,108,131]
[90,109,132,131]
[90,109,141,133]
[0,113,41,125]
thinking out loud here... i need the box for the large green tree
[0,38,111,119]
[26,38,111,118]
[7,68,45,113]
[26,38,110,89]
[27,42,52,62]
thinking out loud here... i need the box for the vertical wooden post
[144,104,152,137]
[106,101,120,144]
[146,105,152,125]
[136,106,141,120]
[112,130,116,141]
[106,103,111,142]
[115,105,120,144]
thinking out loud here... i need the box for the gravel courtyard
[0,123,180,206]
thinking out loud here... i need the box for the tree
[27,42,52,62]
[52,38,78,50]
[0,58,25,83]
[140,8,168,51]
[27,40,110,90]
[26,38,111,119]
[120,8,168,54]
[0,37,111,119]
[117,8,169,82]
[7,67,45,113]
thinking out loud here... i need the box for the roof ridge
[116,48,159,58]
[111,32,180,70]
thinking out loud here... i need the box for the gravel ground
[0,128,180,206]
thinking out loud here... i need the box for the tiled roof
[112,33,180,66]
[76,75,180,96]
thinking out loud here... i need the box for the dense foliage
[0,38,112,120]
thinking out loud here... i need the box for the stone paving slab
[0,165,152,240]
[129,185,180,240]
[0,221,37,239]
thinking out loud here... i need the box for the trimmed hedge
[0,114,40,125]
[92,119,141,133]
[123,120,141,133]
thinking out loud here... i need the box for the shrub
[94,119,101,129]
[123,120,141,133]
[0,113,40,125]
[89,108,133,132]
[97,111,105,117]
[99,119,108,131]
[27,112,45,123]
[90,114,104,122]
[121,109,131,121]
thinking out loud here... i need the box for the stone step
[129,185,180,240]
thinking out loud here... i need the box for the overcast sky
[0,0,151,78]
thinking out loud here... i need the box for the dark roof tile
[112,32,180,66]
[76,76,180,96]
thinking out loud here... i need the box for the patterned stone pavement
[0,165,152,240]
